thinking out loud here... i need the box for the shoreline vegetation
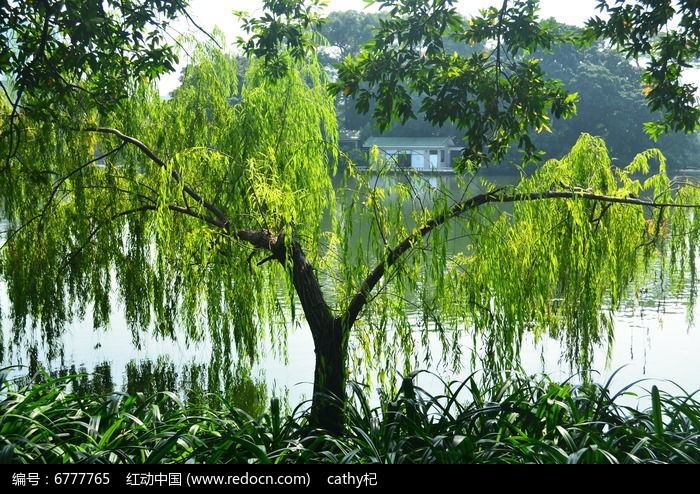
[2,368,698,464]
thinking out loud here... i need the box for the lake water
[2,171,699,411]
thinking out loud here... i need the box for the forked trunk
[281,238,349,432]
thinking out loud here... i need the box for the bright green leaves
[0,30,339,365]
[198,57,340,289]
[145,52,337,357]
[456,0,568,55]
[447,134,697,370]
[338,134,698,380]
[330,0,579,169]
[167,31,239,150]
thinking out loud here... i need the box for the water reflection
[12,351,269,416]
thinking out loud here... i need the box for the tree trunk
[309,318,347,432]
[278,237,349,432]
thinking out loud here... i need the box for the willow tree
[2,0,700,433]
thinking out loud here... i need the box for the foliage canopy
[2,34,698,378]
[0,0,192,122]
[0,37,338,363]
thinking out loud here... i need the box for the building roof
[363,136,455,148]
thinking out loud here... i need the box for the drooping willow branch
[80,128,305,257]
[343,188,700,327]
[80,127,336,334]
[74,127,700,337]
[0,143,126,251]
[60,203,233,271]
[83,127,232,228]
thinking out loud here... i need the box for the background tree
[520,24,700,171]
[584,0,700,139]
[331,2,700,171]
[317,10,384,66]
[330,0,580,168]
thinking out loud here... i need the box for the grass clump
[1,367,699,464]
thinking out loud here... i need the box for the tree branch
[182,10,222,49]
[168,205,225,228]
[83,127,232,228]
[60,205,157,269]
[1,143,127,251]
[60,202,235,270]
[236,227,334,340]
[236,228,280,252]
[343,188,700,327]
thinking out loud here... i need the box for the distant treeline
[319,11,700,172]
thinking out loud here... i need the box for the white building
[363,136,461,171]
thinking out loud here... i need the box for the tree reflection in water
[14,349,269,416]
